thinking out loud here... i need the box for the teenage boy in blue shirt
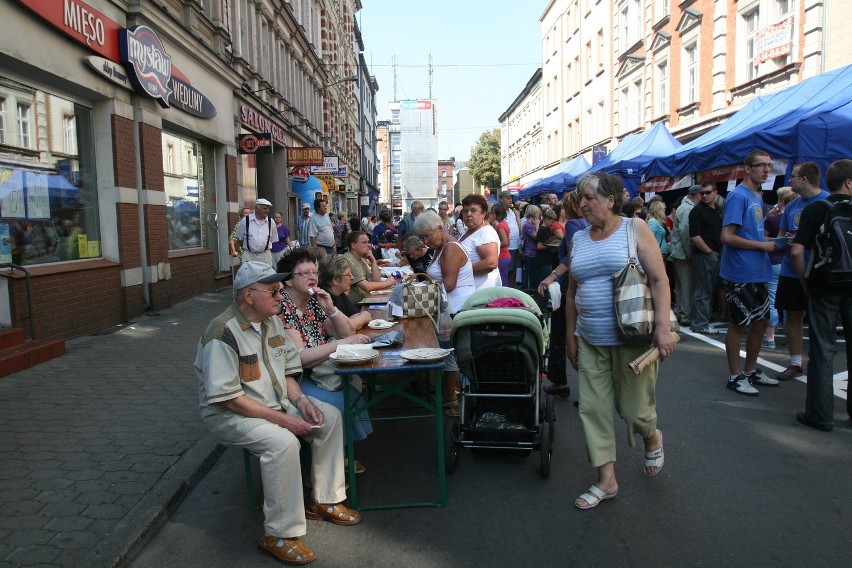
[720,150,780,395]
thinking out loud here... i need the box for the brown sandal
[306,502,362,526]
[258,535,316,565]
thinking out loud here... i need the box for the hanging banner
[314,173,336,190]
[287,147,324,166]
[309,156,340,173]
[237,133,273,154]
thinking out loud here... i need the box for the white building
[388,100,439,212]
[498,69,544,190]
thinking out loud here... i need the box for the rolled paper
[308,287,315,295]
[629,333,680,374]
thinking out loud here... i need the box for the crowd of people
[200,154,850,564]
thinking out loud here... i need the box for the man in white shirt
[308,199,335,253]
[233,198,278,267]
[500,191,521,286]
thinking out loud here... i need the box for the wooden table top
[334,310,442,374]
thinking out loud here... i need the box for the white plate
[329,350,380,365]
[367,319,396,329]
[399,348,452,363]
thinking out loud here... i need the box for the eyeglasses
[421,230,440,243]
[292,270,319,278]
[749,162,772,169]
[699,191,715,196]
[789,174,802,180]
[249,287,283,298]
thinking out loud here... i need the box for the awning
[518,155,590,199]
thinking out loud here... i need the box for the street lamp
[241,83,276,95]
[318,75,358,91]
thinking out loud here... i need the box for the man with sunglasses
[688,181,723,334]
[195,261,360,565]
[720,150,780,396]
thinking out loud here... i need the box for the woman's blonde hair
[647,201,666,223]
[776,186,795,205]
[524,204,541,220]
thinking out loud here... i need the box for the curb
[82,437,226,568]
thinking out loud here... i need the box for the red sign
[286,147,324,166]
[290,167,310,183]
[237,133,273,154]
[17,0,122,61]
[639,177,675,193]
[700,164,748,183]
[417,100,432,110]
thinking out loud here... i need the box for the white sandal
[644,429,664,477]
[575,485,617,510]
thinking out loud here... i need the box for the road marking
[681,329,848,400]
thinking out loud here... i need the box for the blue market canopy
[518,155,590,199]
[642,64,852,180]
[585,122,682,194]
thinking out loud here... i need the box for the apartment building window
[0,97,6,144]
[620,86,630,132]
[656,61,668,117]
[633,79,643,128]
[683,42,698,104]
[585,41,592,81]
[63,115,77,155]
[17,102,31,148]
[654,0,669,22]
[619,1,640,53]
[597,29,605,72]
[775,0,791,16]
[573,55,580,91]
[441,170,447,177]
[743,9,759,82]
[391,108,400,124]
[597,100,605,136]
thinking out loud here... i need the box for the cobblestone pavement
[0,290,233,568]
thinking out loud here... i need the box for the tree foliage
[468,129,501,190]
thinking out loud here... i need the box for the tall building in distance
[388,99,439,213]
[437,158,455,204]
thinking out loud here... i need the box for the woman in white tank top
[413,211,474,416]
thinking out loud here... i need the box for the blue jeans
[690,251,720,329]
[804,293,852,425]
[766,263,782,327]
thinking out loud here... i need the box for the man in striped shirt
[295,203,312,247]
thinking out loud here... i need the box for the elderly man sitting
[194,261,360,565]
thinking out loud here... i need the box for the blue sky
[358,0,545,161]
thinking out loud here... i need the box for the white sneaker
[727,375,759,396]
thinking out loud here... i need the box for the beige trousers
[577,337,659,468]
[240,249,274,268]
[232,399,346,538]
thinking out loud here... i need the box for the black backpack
[806,198,852,288]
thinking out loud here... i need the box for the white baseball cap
[255,198,272,207]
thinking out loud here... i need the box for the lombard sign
[119,25,173,108]
[287,147,324,167]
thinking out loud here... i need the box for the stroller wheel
[444,419,460,473]
[539,421,552,479]
[545,395,556,424]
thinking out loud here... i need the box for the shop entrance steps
[0,327,66,378]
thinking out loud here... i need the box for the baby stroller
[446,287,555,478]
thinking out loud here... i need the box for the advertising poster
[77,233,89,259]
[0,168,26,218]
[0,223,11,264]
[25,172,50,219]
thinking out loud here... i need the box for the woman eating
[414,210,476,416]
[564,173,675,510]
[277,249,374,468]
[318,254,373,330]
[457,194,501,290]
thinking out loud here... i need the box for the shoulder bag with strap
[612,218,679,345]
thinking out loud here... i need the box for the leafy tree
[468,129,501,191]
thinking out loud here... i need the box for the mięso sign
[17,1,216,118]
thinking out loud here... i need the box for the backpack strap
[244,215,250,251]
[266,217,272,251]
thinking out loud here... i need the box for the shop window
[162,132,205,250]
[0,83,100,266]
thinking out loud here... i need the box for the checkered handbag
[613,218,678,344]
[402,273,440,319]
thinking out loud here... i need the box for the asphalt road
[132,331,851,568]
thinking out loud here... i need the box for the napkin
[548,281,562,311]
[335,345,374,358]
